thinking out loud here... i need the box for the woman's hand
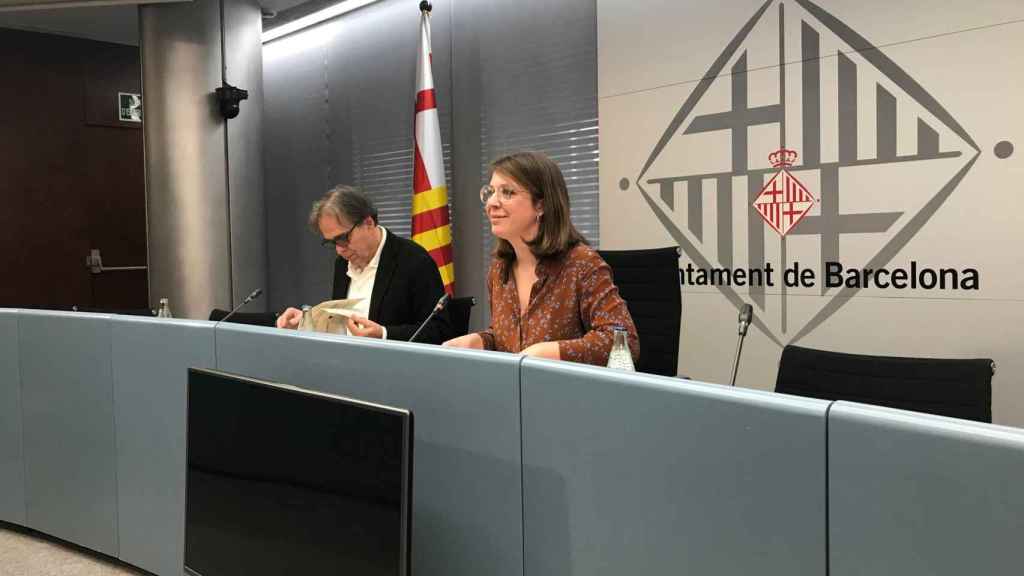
[521,341,561,360]
[443,333,485,349]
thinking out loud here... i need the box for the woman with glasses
[444,151,639,365]
[275,185,454,344]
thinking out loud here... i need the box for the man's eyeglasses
[480,184,525,204]
[321,221,360,249]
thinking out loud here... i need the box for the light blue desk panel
[19,310,118,556]
[0,309,25,525]
[521,359,829,576]
[112,317,216,576]
[215,325,524,576]
[829,402,1024,576]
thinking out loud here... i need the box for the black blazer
[332,229,454,344]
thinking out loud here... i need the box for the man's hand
[443,333,484,349]
[346,315,385,339]
[277,307,303,329]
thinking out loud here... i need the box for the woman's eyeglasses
[320,221,360,249]
[480,184,524,204]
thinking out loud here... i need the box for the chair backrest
[208,309,279,327]
[596,246,681,376]
[447,296,476,338]
[775,344,993,423]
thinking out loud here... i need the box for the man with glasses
[276,185,454,344]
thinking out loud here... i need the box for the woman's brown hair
[490,151,587,281]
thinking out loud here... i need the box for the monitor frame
[184,367,413,576]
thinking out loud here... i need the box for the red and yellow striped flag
[412,4,454,296]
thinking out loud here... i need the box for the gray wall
[453,0,600,283]
[262,0,454,311]
[597,0,1024,426]
[141,0,267,319]
[262,0,599,331]
[224,0,269,308]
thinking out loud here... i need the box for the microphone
[216,288,263,326]
[729,303,753,387]
[408,293,449,343]
[738,303,752,337]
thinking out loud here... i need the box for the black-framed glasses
[480,184,524,205]
[320,221,360,249]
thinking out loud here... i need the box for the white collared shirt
[344,226,388,339]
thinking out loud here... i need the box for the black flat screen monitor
[185,368,413,576]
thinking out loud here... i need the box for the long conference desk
[1,309,1022,576]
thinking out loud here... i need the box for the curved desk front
[0,309,1021,576]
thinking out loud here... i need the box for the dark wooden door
[0,28,147,311]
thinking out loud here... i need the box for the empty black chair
[775,344,993,423]
[447,296,476,338]
[596,246,681,376]
[208,308,279,327]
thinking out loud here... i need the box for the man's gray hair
[308,185,379,234]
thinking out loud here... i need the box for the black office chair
[447,296,476,338]
[596,246,681,376]
[208,308,279,327]
[775,344,994,423]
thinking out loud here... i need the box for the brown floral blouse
[476,243,640,366]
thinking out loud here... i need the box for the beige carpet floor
[0,525,147,576]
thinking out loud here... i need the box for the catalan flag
[411,3,454,296]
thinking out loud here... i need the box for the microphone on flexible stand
[216,288,263,326]
[729,303,753,387]
[409,294,450,343]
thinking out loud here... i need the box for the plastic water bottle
[299,305,314,332]
[156,298,173,318]
[606,326,635,371]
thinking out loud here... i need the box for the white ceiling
[0,0,316,46]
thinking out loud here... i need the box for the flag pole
[413,0,455,295]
